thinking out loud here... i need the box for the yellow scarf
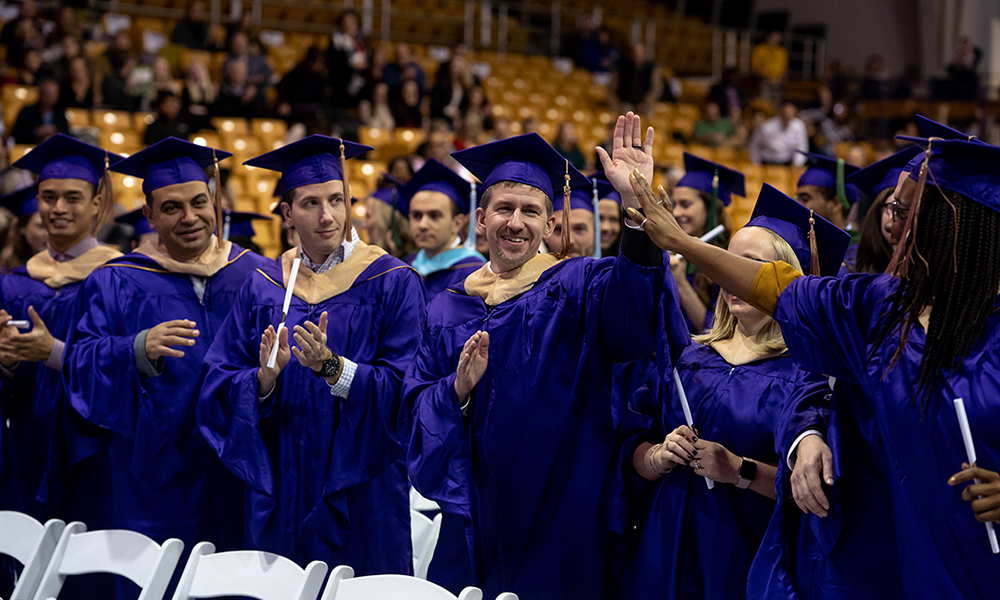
[25,245,122,289]
[463,253,564,306]
[136,236,236,277]
[277,242,389,305]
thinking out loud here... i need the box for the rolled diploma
[673,367,714,489]
[267,257,301,369]
[953,397,1000,554]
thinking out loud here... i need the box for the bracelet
[647,443,672,476]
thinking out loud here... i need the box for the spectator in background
[521,116,539,135]
[612,43,661,115]
[751,31,787,107]
[182,58,217,131]
[583,27,617,74]
[728,105,750,147]
[8,18,45,72]
[216,60,262,118]
[709,67,744,113]
[223,31,272,103]
[359,82,396,130]
[360,45,387,102]
[91,31,134,107]
[47,6,83,48]
[692,101,736,147]
[171,0,215,51]
[748,102,808,166]
[277,46,328,124]
[51,34,82,86]
[16,49,47,86]
[387,156,414,183]
[59,56,94,109]
[383,43,426,99]
[101,47,140,111]
[564,12,595,68]
[461,84,493,135]
[144,92,189,144]
[225,12,261,55]
[11,78,69,144]
[490,115,512,141]
[430,52,475,125]
[148,56,182,109]
[0,0,42,48]
[552,121,586,171]
[393,78,424,128]
[327,11,369,108]
[800,85,855,156]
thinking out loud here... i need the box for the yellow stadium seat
[65,108,91,127]
[212,117,250,135]
[93,110,134,129]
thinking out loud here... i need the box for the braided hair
[872,187,1000,416]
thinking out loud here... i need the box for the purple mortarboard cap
[846,146,922,201]
[0,184,38,217]
[894,137,1000,214]
[676,152,745,207]
[110,137,231,194]
[13,133,124,187]
[796,151,860,204]
[115,207,154,237]
[396,159,475,216]
[244,135,372,197]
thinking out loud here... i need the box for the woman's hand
[949,463,1000,523]
[691,437,741,485]
[623,167,691,255]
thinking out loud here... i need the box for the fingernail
[692,436,699,442]
[826,478,834,485]
[948,477,956,485]
[692,451,698,456]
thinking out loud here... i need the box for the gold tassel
[558,159,571,258]
[808,210,821,276]
[340,141,352,243]
[93,152,115,233]
[213,149,224,249]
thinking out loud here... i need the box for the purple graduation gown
[768,273,1000,598]
[197,252,425,573]
[64,245,271,550]
[0,265,109,524]
[402,251,679,600]
[607,343,829,599]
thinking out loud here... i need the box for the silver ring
[692,459,702,470]
[639,218,648,230]
[656,199,664,206]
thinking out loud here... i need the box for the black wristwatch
[736,457,757,489]
[314,354,341,380]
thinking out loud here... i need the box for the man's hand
[596,111,654,216]
[258,324,290,394]
[291,311,332,372]
[0,309,18,367]
[791,434,834,517]
[949,462,1000,523]
[0,306,56,364]
[454,330,489,399]
[145,319,199,361]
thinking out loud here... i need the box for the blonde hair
[693,226,803,354]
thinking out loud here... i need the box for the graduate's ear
[542,211,556,238]
[141,199,154,224]
[280,201,293,226]
[475,206,487,237]
[452,213,468,237]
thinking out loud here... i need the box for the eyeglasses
[884,199,911,221]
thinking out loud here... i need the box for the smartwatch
[736,457,757,489]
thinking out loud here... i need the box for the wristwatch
[314,354,341,380]
[735,457,757,489]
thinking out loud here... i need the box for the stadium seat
[170,542,327,600]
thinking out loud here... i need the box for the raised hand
[454,330,489,399]
[258,324,290,394]
[291,311,332,372]
[0,306,56,364]
[623,168,690,254]
[791,434,835,517]
[949,462,1000,523]
[145,319,199,361]
[596,112,654,214]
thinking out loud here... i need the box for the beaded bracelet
[647,443,673,476]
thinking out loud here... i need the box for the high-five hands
[596,112,654,218]
[623,167,689,254]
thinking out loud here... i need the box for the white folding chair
[410,509,443,580]
[170,542,328,600]
[320,565,517,600]
[32,522,183,600]
[409,487,441,512]
[0,512,65,600]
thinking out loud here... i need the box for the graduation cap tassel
[836,158,850,213]
[94,152,115,233]
[559,160,571,259]
[212,149,224,249]
[340,141,352,243]
[887,140,934,277]
[464,184,478,252]
[708,168,719,232]
[808,210,821,276]
[592,178,601,259]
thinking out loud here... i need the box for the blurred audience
[12,78,69,144]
